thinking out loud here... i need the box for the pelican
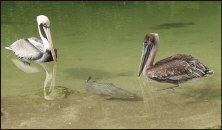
[5,15,57,63]
[138,33,213,90]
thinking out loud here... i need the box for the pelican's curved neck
[144,37,159,74]
[37,25,49,52]
[145,44,158,68]
[42,38,49,53]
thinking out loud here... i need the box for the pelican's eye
[42,23,50,28]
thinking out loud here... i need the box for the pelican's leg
[155,84,179,91]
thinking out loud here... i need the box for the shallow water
[1,1,221,129]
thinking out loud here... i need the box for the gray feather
[7,37,44,60]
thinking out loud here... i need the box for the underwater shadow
[65,68,134,80]
[150,22,195,30]
[182,88,221,104]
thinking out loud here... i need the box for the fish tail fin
[5,46,12,50]
[86,76,91,82]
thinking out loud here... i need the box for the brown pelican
[138,33,213,90]
[5,15,57,63]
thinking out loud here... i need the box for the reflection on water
[1,1,221,129]
[11,59,40,73]
[11,58,58,100]
[40,63,57,100]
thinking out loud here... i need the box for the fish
[150,22,195,29]
[85,76,137,100]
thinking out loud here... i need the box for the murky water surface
[1,1,221,129]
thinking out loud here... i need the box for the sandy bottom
[1,83,221,129]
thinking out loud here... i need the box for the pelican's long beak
[43,26,57,62]
[138,41,153,76]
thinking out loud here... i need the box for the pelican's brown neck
[144,33,159,74]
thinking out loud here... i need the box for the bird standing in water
[138,33,213,90]
[5,15,57,63]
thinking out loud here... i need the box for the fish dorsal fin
[86,76,91,82]
[86,76,97,83]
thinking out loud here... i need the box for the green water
[1,1,221,129]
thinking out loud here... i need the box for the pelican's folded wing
[9,38,44,60]
[150,54,210,84]
[154,54,194,66]
[27,37,44,52]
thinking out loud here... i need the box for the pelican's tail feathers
[5,46,12,50]
[204,70,214,76]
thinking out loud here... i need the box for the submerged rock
[35,86,79,100]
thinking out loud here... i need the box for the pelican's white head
[37,15,50,27]
[36,15,57,62]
